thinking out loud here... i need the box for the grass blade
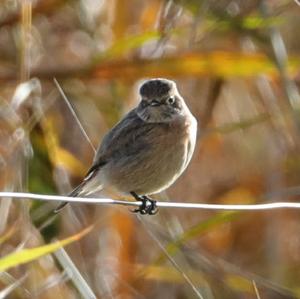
[0,226,93,272]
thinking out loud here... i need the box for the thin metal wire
[1,192,300,211]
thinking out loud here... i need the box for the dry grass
[1,0,300,298]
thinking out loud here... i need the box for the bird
[54,78,197,215]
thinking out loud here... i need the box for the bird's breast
[102,115,197,195]
[133,115,197,194]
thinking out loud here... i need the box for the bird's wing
[53,111,144,214]
[92,108,154,168]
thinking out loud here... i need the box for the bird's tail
[53,181,86,213]
[53,168,103,213]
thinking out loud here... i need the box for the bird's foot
[130,192,158,215]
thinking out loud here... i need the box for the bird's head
[137,78,187,123]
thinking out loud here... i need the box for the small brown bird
[55,78,197,214]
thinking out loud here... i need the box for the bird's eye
[167,96,175,105]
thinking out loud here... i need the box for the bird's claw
[132,195,158,215]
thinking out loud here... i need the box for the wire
[1,192,300,211]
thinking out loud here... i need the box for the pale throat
[137,108,184,123]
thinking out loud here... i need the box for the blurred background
[1,0,300,298]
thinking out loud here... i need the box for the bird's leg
[130,192,158,215]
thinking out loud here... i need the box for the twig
[53,78,96,153]
[138,215,205,299]
[0,274,28,299]
[2,192,300,211]
[259,1,300,109]
[252,280,262,299]
[54,247,97,299]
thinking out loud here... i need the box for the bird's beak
[150,100,161,106]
